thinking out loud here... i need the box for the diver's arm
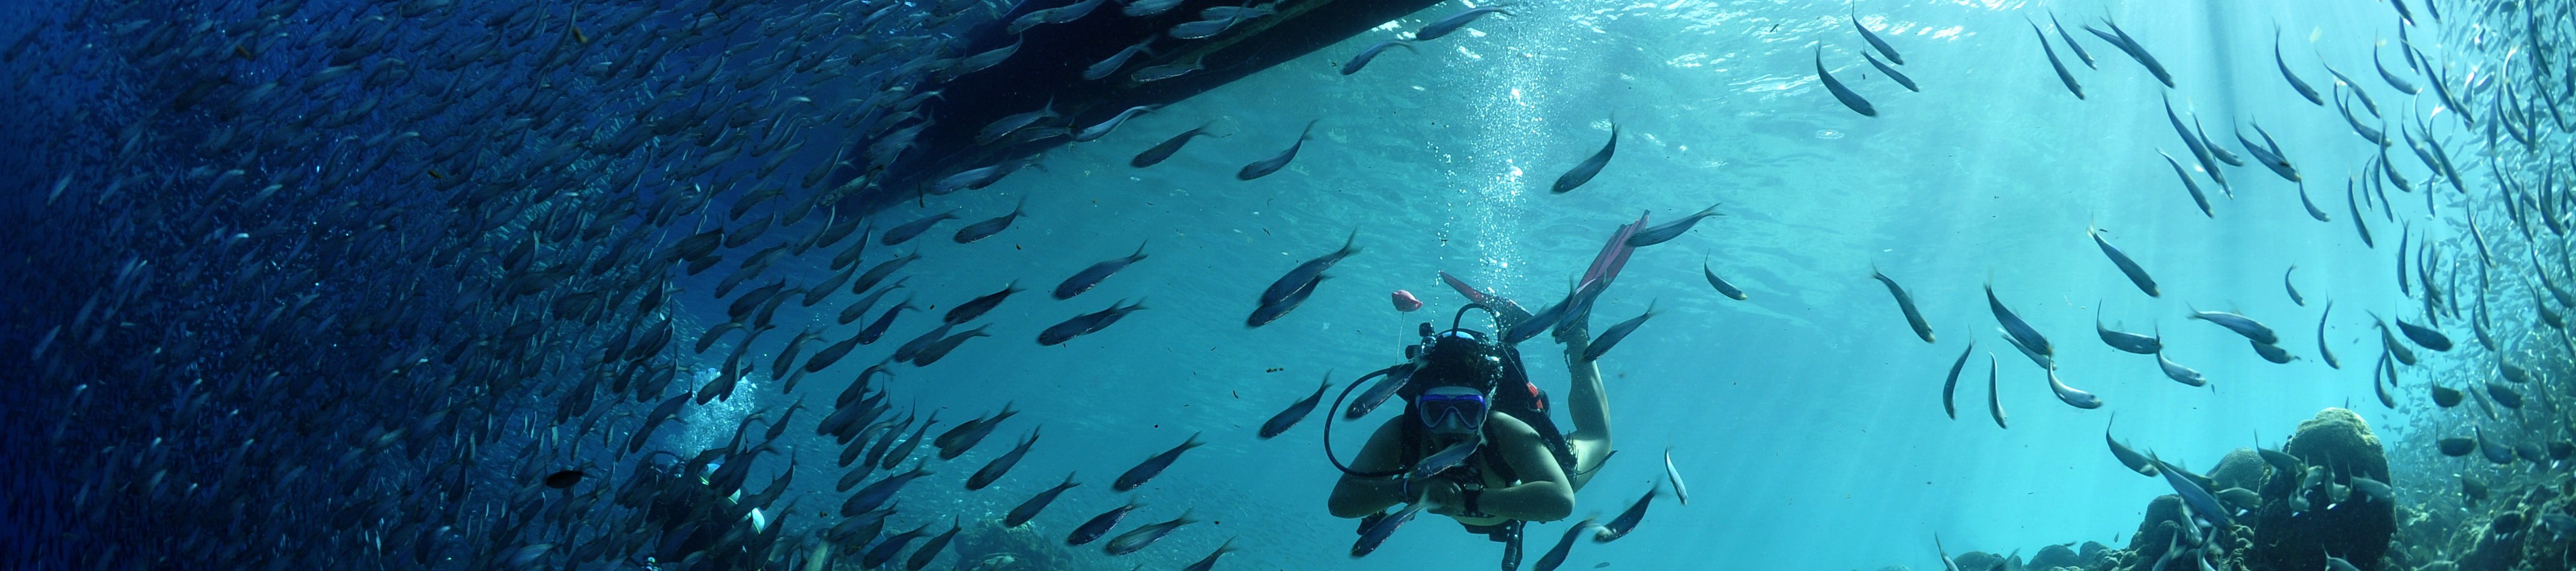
[1327,418,1411,518]
[1460,418,1575,522]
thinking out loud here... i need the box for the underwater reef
[1924,407,2576,571]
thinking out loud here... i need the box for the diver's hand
[1421,480,1466,516]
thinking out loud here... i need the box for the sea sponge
[2119,495,2188,570]
[2252,408,2394,570]
[2208,448,2270,492]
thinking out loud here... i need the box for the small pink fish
[1391,290,1423,312]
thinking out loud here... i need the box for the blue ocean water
[0,0,2561,569]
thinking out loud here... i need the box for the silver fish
[1259,374,1332,438]
[1873,266,1936,343]
[1416,7,1511,41]
[1131,123,1212,168]
[2088,225,2159,297]
[948,37,1022,78]
[2104,414,2160,476]
[1852,13,1903,64]
[1551,119,1618,194]
[2250,338,2296,364]
[1122,0,1183,17]
[1236,119,1316,180]
[882,211,961,246]
[2095,309,2161,355]
[1259,228,1358,308]
[1111,432,1204,491]
[1940,343,1974,418]
[1411,439,1480,480]
[2195,117,2244,168]
[965,427,1039,490]
[2278,267,2309,307]
[843,460,931,516]
[1084,38,1156,81]
[1131,56,1204,83]
[1072,105,1161,142]
[2392,314,2453,351]
[1987,284,2053,360]
[2237,121,2300,182]
[1591,484,1656,543]
[2148,452,2232,526]
[1037,299,1148,346]
[1703,258,1748,301]
[952,197,1026,243]
[1986,354,2007,429]
[2335,87,2389,146]
[2274,31,2324,105]
[1180,539,1238,571]
[1662,447,1690,506]
[1102,508,1195,555]
[1350,503,1424,557]
[1246,273,1325,328]
[1055,242,1149,299]
[2030,20,2083,99]
[2044,11,2094,68]
[2158,150,2213,218]
[1169,14,1248,40]
[1862,49,1917,91]
[1579,299,1655,362]
[1009,0,1108,34]
[2163,96,2228,194]
[937,160,1025,198]
[1003,473,1080,527]
[2324,63,2381,116]
[2045,369,2103,409]
[2371,47,2422,95]
[1623,203,1722,247]
[1066,498,1145,545]
[2086,20,2172,87]
[2155,352,2207,387]
[2189,308,2278,345]
[976,100,1060,145]
[1816,49,1877,117]
[1341,39,1415,75]
[1532,516,1599,571]
[1343,364,1415,419]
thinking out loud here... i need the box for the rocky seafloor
[1879,408,2576,571]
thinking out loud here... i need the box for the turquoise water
[0,0,2559,569]
[864,1,2479,568]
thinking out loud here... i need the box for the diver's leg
[1559,328,1612,490]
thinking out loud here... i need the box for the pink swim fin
[1579,211,1648,295]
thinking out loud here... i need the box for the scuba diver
[1326,286,1616,567]
[1328,215,1647,568]
[618,452,770,569]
